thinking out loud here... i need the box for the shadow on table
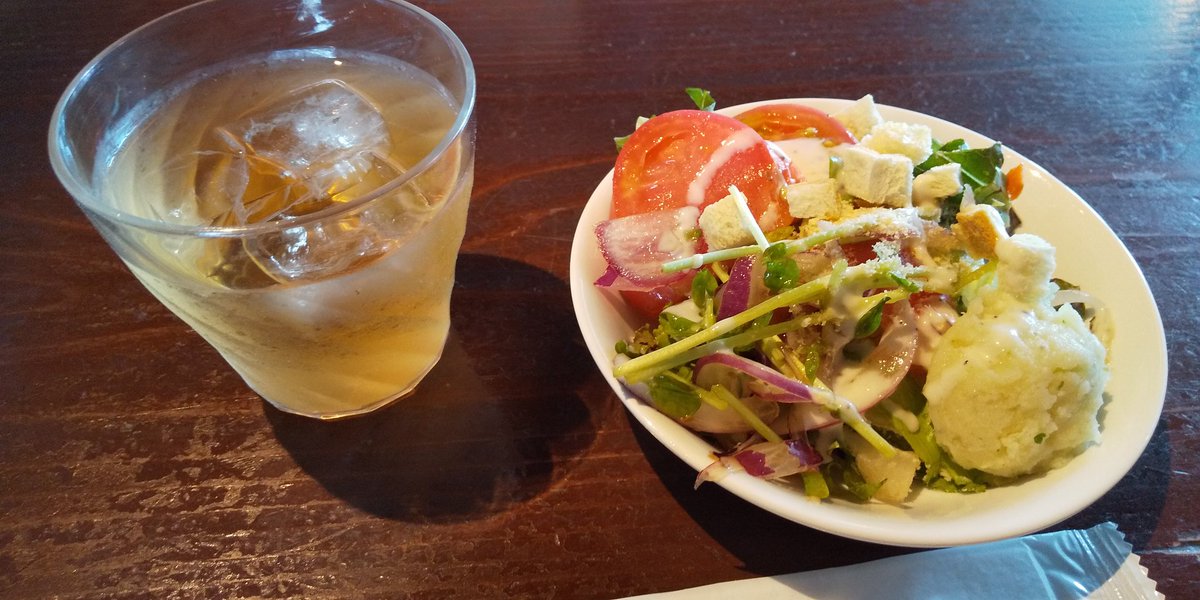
[1057,416,1171,549]
[632,410,1172,576]
[265,253,596,524]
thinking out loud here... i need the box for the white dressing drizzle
[686,128,763,207]
[913,296,958,369]
[881,398,921,433]
[771,137,836,182]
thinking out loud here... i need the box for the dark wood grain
[2,0,1197,598]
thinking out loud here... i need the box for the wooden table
[2,0,1196,597]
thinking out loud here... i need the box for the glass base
[252,344,445,420]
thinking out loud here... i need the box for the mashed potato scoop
[923,206,1109,479]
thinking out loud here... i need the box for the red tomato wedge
[734,103,857,145]
[611,109,790,231]
[621,280,693,322]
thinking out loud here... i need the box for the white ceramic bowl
[569,98,1168,547]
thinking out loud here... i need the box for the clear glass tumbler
[49,0,476,419]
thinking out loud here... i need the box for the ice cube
[225,79,389,178]
[188,79,448,283]
[195,152,248,224]
[248,218,383,282]
[240,176,443,284]
[203,79,397,226]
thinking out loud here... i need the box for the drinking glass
[49,0,476,419]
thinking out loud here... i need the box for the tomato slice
[838,240,879,266]
[765,140,803,184]
[611,109,794,322]
[838,239,917,266]
[734,103,857,145]
[611,109,789,230]
[620,280,693,322]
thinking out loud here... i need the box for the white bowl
[569,98,1168,547]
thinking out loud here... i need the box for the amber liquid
[98,49,472,417]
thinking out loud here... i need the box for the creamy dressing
[881,398,921,433]
[653,205,701,255]
[686,128,763,206]
[756,201,783,231]
[912,294,958,369]
[772,137,837,182]
[908,241,957,293]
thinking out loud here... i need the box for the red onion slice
[617,354,778,434]
[777,300,919,432]
[779,404,838,432]
[910,293,958,371]
[697,351,868,432]
[1053,287,1103,309]
[595,206,701,289]
[715,256,755,320]
[594,265,621,287]
[733,438,823,478]
[695,351,825,404]
[689,353,780,433]
[684,396,779,434]
[696,437,822,486]
[612,355,653,403]
[828,299,918,409]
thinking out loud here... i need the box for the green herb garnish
[854,298,888,339]
[647,369,702,419]
[888,273,921,293]
[763,242,800,293]
[691,270,718,309]
[655,312,701,346]
[917,139,1011,226]
[685,87,716,111]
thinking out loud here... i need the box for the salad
[592,90,1110,504]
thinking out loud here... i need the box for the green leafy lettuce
[867,376,987,493]
[915,139,1012,228]
[647,368,701,419]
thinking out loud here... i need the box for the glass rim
[47,0,476,239]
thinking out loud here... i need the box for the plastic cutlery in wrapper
[623,523,1161,600]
